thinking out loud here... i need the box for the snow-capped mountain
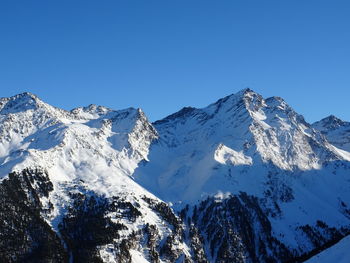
[0,92,189,262]
[0,90,350,263]
[312,115,350,152]
[135,89,349,201]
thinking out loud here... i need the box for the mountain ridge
[0,89,350,263]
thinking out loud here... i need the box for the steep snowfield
[305,235,350,263]
[214,143,252,165]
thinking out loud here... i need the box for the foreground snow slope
[305,235,350,263]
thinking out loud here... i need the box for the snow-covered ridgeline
[1,89,350,262]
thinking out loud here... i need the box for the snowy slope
[0,92,158,205]
[305,235,350,263]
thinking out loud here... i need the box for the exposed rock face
[0,90,350,262]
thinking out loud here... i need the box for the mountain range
[0,89,349,263]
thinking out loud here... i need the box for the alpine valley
[1,89,350,263]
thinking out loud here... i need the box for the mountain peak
[210,88,261,108]
[16,91,38,99]
[1,92,39,102]
[237,87,256,95]
[225,88,259,100]
[0,92,43,114]
[323,114,343,123]
[213,88,265,114]
[312,115,350,152]
[155,89,266,126]
[71,104,112,116]
[313,115,347,130]
[230,87,253,95]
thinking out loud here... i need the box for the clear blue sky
[1,0,349,122]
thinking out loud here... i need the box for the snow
[305,235,350,263]
[130,250,149,263]
[313,115,350,152]
[214,143,252,165]
[135,88,349,203]
[1,90,350,262]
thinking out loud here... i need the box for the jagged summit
[0,92,151,124]
[0,92,42,114]
[0,92,157,181]
[154,89,298,127]
[312,114,350,152]
[71,104,112,115]
[205,88,261,115]
[211,87,255,101]
[313,114,348,130]
[4,91,39,100]
[153,89,262,129]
